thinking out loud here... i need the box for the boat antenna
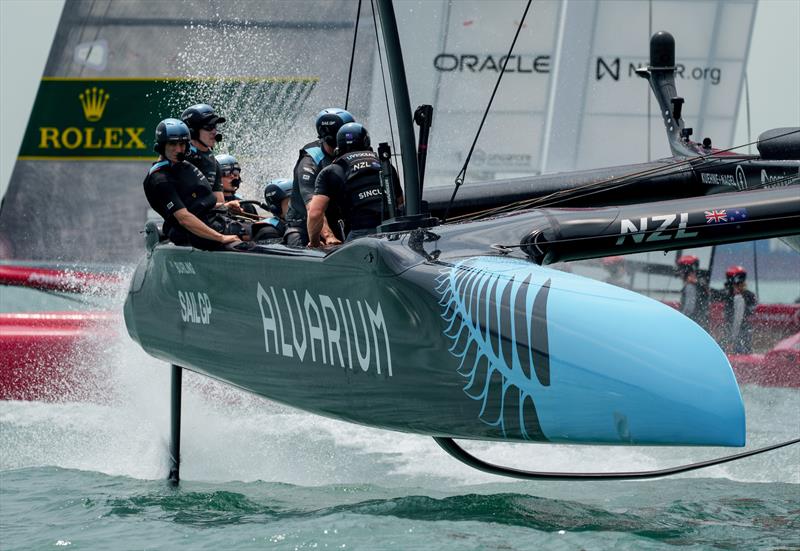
[443,0,533,223]
[344,0,362,110]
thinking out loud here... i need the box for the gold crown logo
[79,87,110,122]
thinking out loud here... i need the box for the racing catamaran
[124,0,799,483]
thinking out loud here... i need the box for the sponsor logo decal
[256,283,393,377]
[616,212,698,245]
[79,87,110,121]
[170,261,196,275]
[358,188,382,201]
[179,290,212,324]
[598,57,721,84]
[434,53,550,74]
[700,172,737,187]
[19,77,318,160]
[735,165,748,190]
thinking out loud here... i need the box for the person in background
[143,118,240,250]
[181,103,226,204]
[721,265,758,354]
[216,153,256,216]
[307,123,402,247]
[675,255,711,330]
[601,256,630,289]
[284,108,355,248]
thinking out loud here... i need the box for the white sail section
[374,0,756,187]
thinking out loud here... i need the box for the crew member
[284,108,355,248]
[143,118,240,250]
[248,179,294,243]
[307,123,402,247]
[721,265,758,354]
[181,103,226,204]
[263,178,293,221]
[675,255,711,329]
[601,256,630,289]
[216,153,257,216]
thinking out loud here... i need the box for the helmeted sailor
[601,256,630,289]
[247,178,294,243]
[216,153,257,216]
[307,123,403,247]
[143,118,241,250]
[721,265,758,354]
[284,107,354,248]
[181,103,226,204]
[675,255,712,330]
[263,178,293,221]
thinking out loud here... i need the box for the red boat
[663,301,800,388]
[0,264,123,401]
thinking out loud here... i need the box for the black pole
[414,104,433,194]
[375,0,420,216]
[168,364,182,485]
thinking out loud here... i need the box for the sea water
[1,308,798,550]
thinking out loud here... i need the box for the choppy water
[1,317,799,550]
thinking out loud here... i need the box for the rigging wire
[442,0,534,222]
[370,0,397,158]
[446,129,800,223]
[344,0,363,110]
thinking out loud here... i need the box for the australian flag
[727,208,749,222]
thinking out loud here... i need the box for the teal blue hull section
[124,235,744,446]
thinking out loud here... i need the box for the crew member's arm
[213,158,225,204]
[174,208,240,245]
[307,195,330,248]
[296,157,339,245]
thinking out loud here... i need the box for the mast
[375,0,421,216]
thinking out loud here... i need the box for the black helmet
[315,108,354,148]
[215,153,241,186]
[154,118,190,155]
[335,122,370,155]
[180,103,226,141]
[215,154,240,176]
[263,178,292,216]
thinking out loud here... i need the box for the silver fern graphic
[436,258,551,440]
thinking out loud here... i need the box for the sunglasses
[202,125,217,131]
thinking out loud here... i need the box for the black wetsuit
[186,145,223,193]
[143,159,238,250]
[721,289,758,354]
[314,149,401,240]
[680,280,711,330]
[285,140,332,247]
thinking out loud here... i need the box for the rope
[344,0,362,110]
[447,129,800,223]
[443,0,534,222]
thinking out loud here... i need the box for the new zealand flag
[727,208,749,222]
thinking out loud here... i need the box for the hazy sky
[1,0,798,198]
